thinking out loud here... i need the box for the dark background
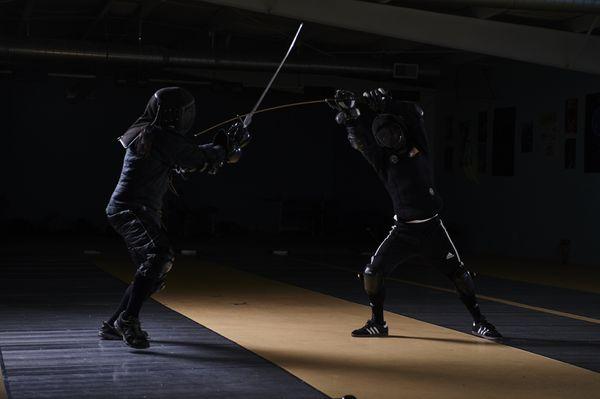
[0,74,393,244]
[2,0,600,265]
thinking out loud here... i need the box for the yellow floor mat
[98,257,600,399]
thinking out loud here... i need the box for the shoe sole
[351,333,389,338]
[114,321,150,349]
[98,331,122,340]
[471,331,503,341]
[124,340,150,349]
[99,330,149,341]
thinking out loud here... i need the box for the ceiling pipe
[0,38,439,79]
[390,0,600,13]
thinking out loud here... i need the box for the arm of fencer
[346,121,385,173]
[175,141,227,174]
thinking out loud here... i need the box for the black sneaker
[99,321,149,340]
[472,320,502,341]
[99,321,121,340]
[351,320,389,337]
[114,312,150,349]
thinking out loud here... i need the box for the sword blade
[243,22,304,128]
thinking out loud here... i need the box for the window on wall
[492,107,516,176]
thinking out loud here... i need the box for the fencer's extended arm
[173,122,251,176]
[346,120,386,173]
[153,130,226,174]
[175,142,227,174]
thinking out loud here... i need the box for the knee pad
[448,266,476,298]
[448,265,482,320]
[363,265,384,298]
[154,256,174,293]
[137,250,174,279]
[138,257,173,294]
[158,256,174,278]
[152,278,167,294]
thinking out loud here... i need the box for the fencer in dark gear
[331,88,501,341]
[100,87,250,349]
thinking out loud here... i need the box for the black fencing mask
[118,87,196,149]
[153,87,196,135]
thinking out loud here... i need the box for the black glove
[362,88,392,113]
[213,121,251,164]
[327,89,361,126]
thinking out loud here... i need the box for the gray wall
[436,61,600,265]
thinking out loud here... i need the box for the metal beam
[0,38,441,80]
[391,0,600,13]
[196,0,600,75]
[468,7,508,19]
[167,67,428,92]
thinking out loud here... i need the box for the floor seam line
[289,257,600,325]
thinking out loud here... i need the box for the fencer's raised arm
[345,119,386,174]
[362,88,393,113]
[329,89,385,171]
[327,89,360,125]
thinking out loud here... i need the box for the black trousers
[368,217,462,276]
[106,203,174,319]
[364,216,482,323]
